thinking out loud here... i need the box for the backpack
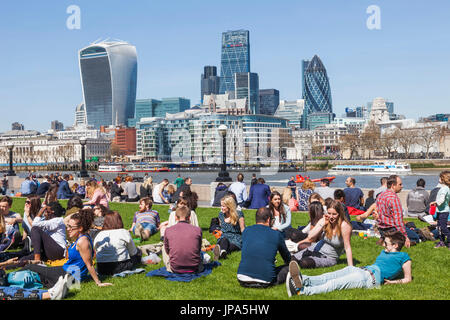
[6,270,42,289]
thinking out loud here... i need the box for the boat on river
[328,161,412,175]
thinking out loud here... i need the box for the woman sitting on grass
[84,180,109,209]
[214,195,246,259]
[94,210,142,276]
[282,187,298,212]
[21,195,41,242]
[297,179,316,211]
[129,197,160,241]
[20,209,112,289]
[286,230,411,297]
[268,191,292,235]
[292,200,353,269]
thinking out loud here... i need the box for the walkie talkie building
[79,40,137,128]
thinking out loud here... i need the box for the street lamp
[79,137,89,178]
[6,144,16,176]
[216,125,232,182]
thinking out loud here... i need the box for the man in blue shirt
[343,177,365,211]
[20,177,33,196]
[287,176,297,199]
[57,174,73,200]
[246,178,271,209]
[237,207,291,288]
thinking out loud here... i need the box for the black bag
[0,270,8,287]
[209,217,220,233]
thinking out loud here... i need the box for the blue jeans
[300,266,376,295]
[133,222,157,235]
[436,212,450,242]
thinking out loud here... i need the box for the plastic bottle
[141,253,161,265]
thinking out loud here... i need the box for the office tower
[234,72,259,114]
[301,59,310,94]
[302,55,332,129]
[259,89,280,116]
[219,30,250,94]
[128,99,162,127]
[274,100,305,128]
[201,66,220,103]
[307,112,335,130]
[79,40,137,128]
[386,101,394,115]
[74,103,87,127]
[11,122,24,130]
[153,97,190,118]
[51,120,64,131]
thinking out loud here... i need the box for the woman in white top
[152,179,169,204]
[93,210,141,275]
[25,201,67,262]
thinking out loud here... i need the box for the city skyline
[1,0,450,132]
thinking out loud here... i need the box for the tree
[361,121,381,159]
[395,128,418,159]
[379,130,396,158]
[339,132,361,159]
[417,125,442,159]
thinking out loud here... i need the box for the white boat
[125,164,170,173]
[328,161,412,175]
[98,164,123,173]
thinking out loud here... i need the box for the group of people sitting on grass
[0,170,449,300]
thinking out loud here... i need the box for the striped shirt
[133,210,160,226]
[376,189,407,237]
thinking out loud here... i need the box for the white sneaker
[48,276,67,300]
[64,273,76,290]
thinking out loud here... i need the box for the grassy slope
[9,198,450,300]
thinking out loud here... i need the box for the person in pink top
[84,180,109,209]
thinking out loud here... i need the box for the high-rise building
[128,99,162,127]
[307,112,335,130]
[51,120,64,131]
[219,30,250,94]
[74,103,87,127]
[301,59,310,94]
[259,89,280,116]
[302,55,332,129]
[386,101,394,115]
[153,97,190,118]
[201,66,220,103]
[79,40,137,129]
[113,126,136,155]
[234,72,259,114]
[274,100,305,128]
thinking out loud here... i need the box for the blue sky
[1,0,449,132]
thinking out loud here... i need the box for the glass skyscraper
[259,89,280,116]
[201,66,220,103]
[302,55,332,129]
[79,40,137,128]
[219,30,250,94]
[234,72,259,114]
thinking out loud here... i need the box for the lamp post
[216,125,232,182]
[6,144,16,176]
[79,137,89,178]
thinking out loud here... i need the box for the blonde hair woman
[215,195,245,259]
[140,176,153,199]
[297,179,316,212]
[85,180,109,208]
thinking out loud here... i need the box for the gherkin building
[302,55,332,128]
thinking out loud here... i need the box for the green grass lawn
[9,197,450,300]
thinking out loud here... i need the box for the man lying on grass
[286,230,412,296]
